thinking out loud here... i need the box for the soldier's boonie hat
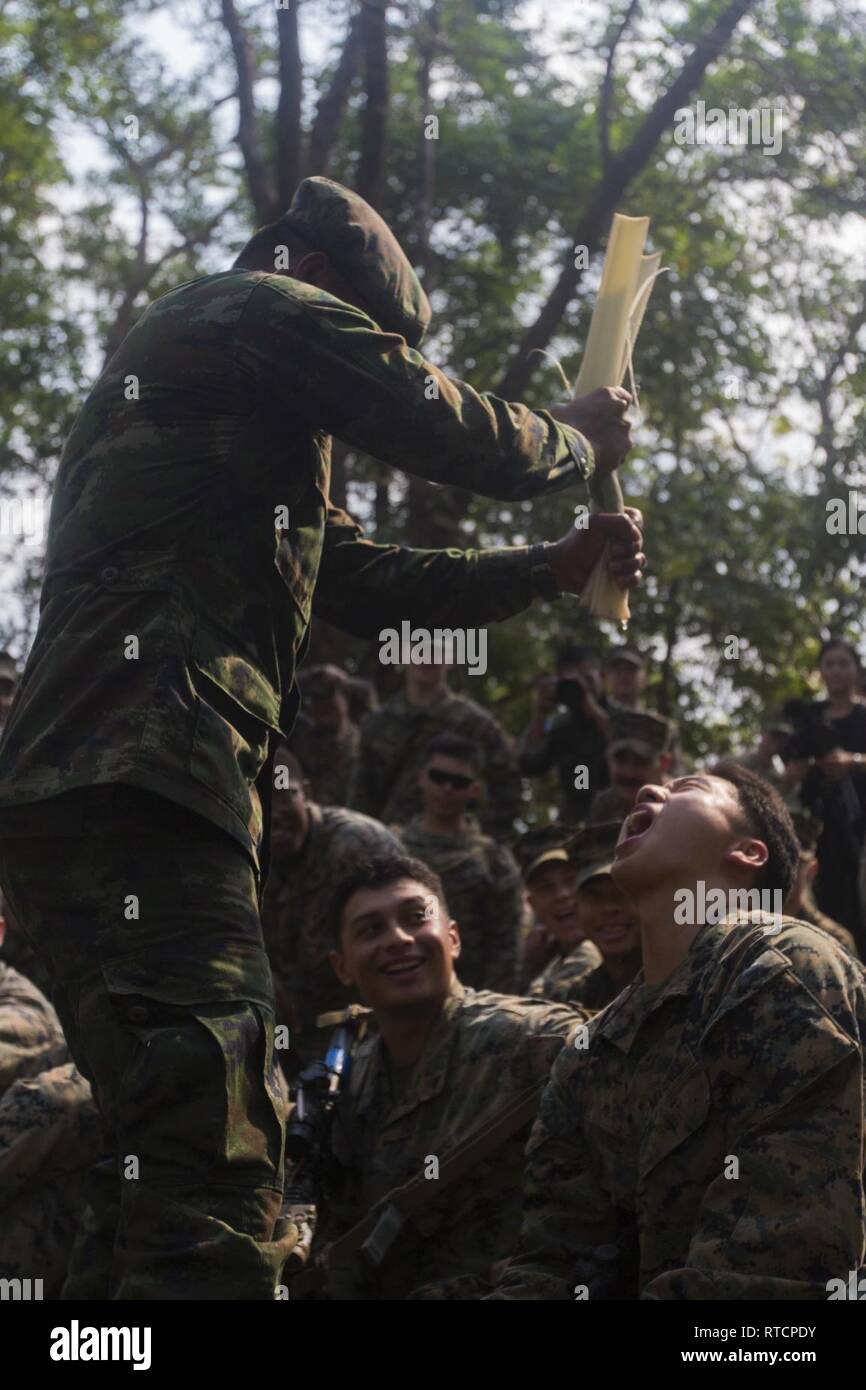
[608,708,671,759]
[568,821,621,889]
[236,176,431,348]
[606,646,644,670]
[515,825,580,885]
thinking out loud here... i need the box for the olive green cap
[236,176,432,348]
[568,820,622,889]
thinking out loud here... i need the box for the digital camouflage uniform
[262,802,400,1070]
[0,958,66,1093]
[398,815,528,993]
[309,979,582,1299]
[493,913,866,1299]
[352,690,523,840]
[288,714,360,808]
[0,961,102,1297]
[0,178,593,1298]
[529,940,602,1006]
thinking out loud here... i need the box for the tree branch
[276,0,303,208]
[220,0,277,222]
[356,0,389,205]
[498,0,758,401]
[598,0,641,176]
[305,8,362,176]
[101,199,238,366]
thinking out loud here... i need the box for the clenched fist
[548,387,633,477]
[545,508,645,596]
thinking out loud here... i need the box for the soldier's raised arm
[313,503,644,636]
[233,177,632,503]
[237,279,600,501]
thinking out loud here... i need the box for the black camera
[556,676,589,713]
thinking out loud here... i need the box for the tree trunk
[276,0,303,208]
[497,0,757,401]
[356,0,389,205]
[305,10,362,176]
[220,0,277,222]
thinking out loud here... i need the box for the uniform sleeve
[489,1044,626,1300]
[532,943,603,1007]
[314,503,539,637]
[238,276,594,502]
[644,944,866,1299]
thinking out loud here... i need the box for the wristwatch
[528,542,561,601]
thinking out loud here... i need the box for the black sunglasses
[427,767,474,791]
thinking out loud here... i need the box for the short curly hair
[327,852,449,947]
[710,760,800,900]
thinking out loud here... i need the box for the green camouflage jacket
[493,913,866,1299]
[528,940,605,1007]
[352,689,523,839]
[0,270,593,866]
[315,978,582,1298]
[262,802,401,1029]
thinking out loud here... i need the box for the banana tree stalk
[573,214,661,626]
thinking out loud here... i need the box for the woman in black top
[786,639,866,946]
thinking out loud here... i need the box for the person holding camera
[518,644,611,824]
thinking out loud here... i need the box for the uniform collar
[355,976,466,1123]
[595,921,728,1053]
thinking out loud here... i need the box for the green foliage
[1,0,865,775]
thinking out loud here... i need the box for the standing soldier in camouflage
[516,826,602,999]
[352,658,525,840]
[587,707,672,824]
[289,664,362,808]
[0,931,101,1298]
[0,175,642,1298]
[297,852,582,1299]
[398,734,527,993]
[262,749,400,1076]
[493,763,866,1299]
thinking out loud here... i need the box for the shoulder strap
[297,1076,544,1293]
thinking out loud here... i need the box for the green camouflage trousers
[0,786,295,1300]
